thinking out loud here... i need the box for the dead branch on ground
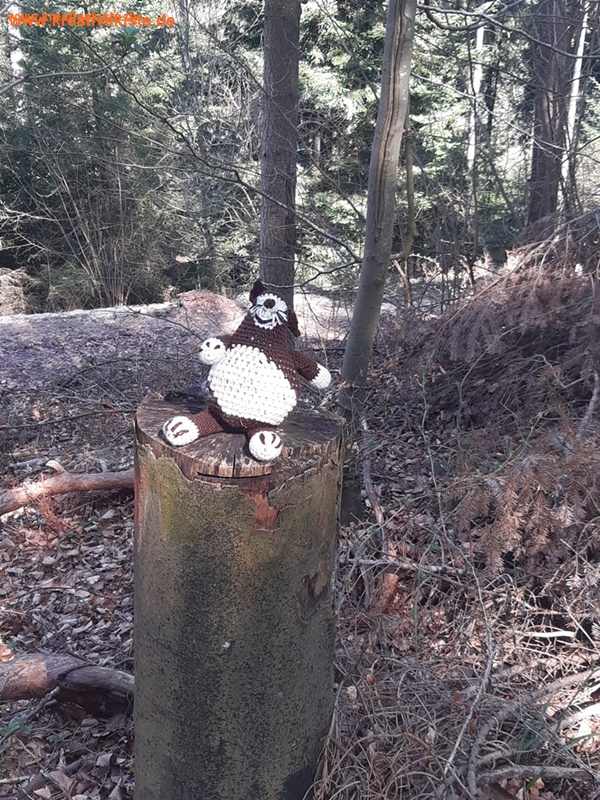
[479,764,594,784]
[467,668,600,796]
[0,653,134,702]
[360,419,402,613]
[0,468,134,515]
[15,755,90,800]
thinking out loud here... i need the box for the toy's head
[248,280,300,337]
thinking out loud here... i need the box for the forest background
[2,0,597,312]
[2,1,600,800]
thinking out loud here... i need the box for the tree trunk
[466,22,485,177]
[338,0,416,524]
[260,0,301,309]
[134,396,342,800]
[561,0,590,212]
[527,0,571,226]
[341,0,417,390]
[466,20,486,273]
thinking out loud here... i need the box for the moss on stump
[134,396,342,800]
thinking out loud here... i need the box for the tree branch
[479,764,594,784]
[0,469,134,515]
[0,59,127,98]
[0,653,134,702]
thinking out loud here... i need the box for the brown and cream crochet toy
[162,280,331,461]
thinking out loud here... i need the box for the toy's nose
[263,298,275,309]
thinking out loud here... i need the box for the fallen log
[0,653,134,702]
[0,468,134,515]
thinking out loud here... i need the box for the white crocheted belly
[208,345,297,425]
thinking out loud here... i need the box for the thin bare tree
[341,0,417,392]
[260,0,301,308]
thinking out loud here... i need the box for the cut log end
[135,395,343,479]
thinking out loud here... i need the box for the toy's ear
[249,280,266,303]
[288,309,301,338]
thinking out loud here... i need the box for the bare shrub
[449,432,600,572]
[395,210,600,570]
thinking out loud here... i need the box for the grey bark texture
[341,0,417,388]
[260,0,301,309]
[338,0,416,525]
[134,397,342,800]
[527,0,570,226]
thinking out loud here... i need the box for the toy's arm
[293,351,332,389]
[198,336,232,365]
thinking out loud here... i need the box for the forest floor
[2,231,600,800]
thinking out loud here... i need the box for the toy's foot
[310,363,332,389]
[162,415,199,446]
[249,430,282,461]
[198,337,227,365]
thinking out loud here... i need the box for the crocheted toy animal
[162,280,332,461]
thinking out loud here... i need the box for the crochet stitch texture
[162,280,332,461]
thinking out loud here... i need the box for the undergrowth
[313,212,600,799]
[3,212,600,799]
[401,211,600,573]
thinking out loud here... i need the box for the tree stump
[134,395,342,800]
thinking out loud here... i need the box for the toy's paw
[249,430,283,461]
[310,363,332,390]
[199,337,227,365]
[162,416,199,446]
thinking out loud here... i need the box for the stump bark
[134,396,342,800]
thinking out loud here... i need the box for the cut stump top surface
[135,396,343,480]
